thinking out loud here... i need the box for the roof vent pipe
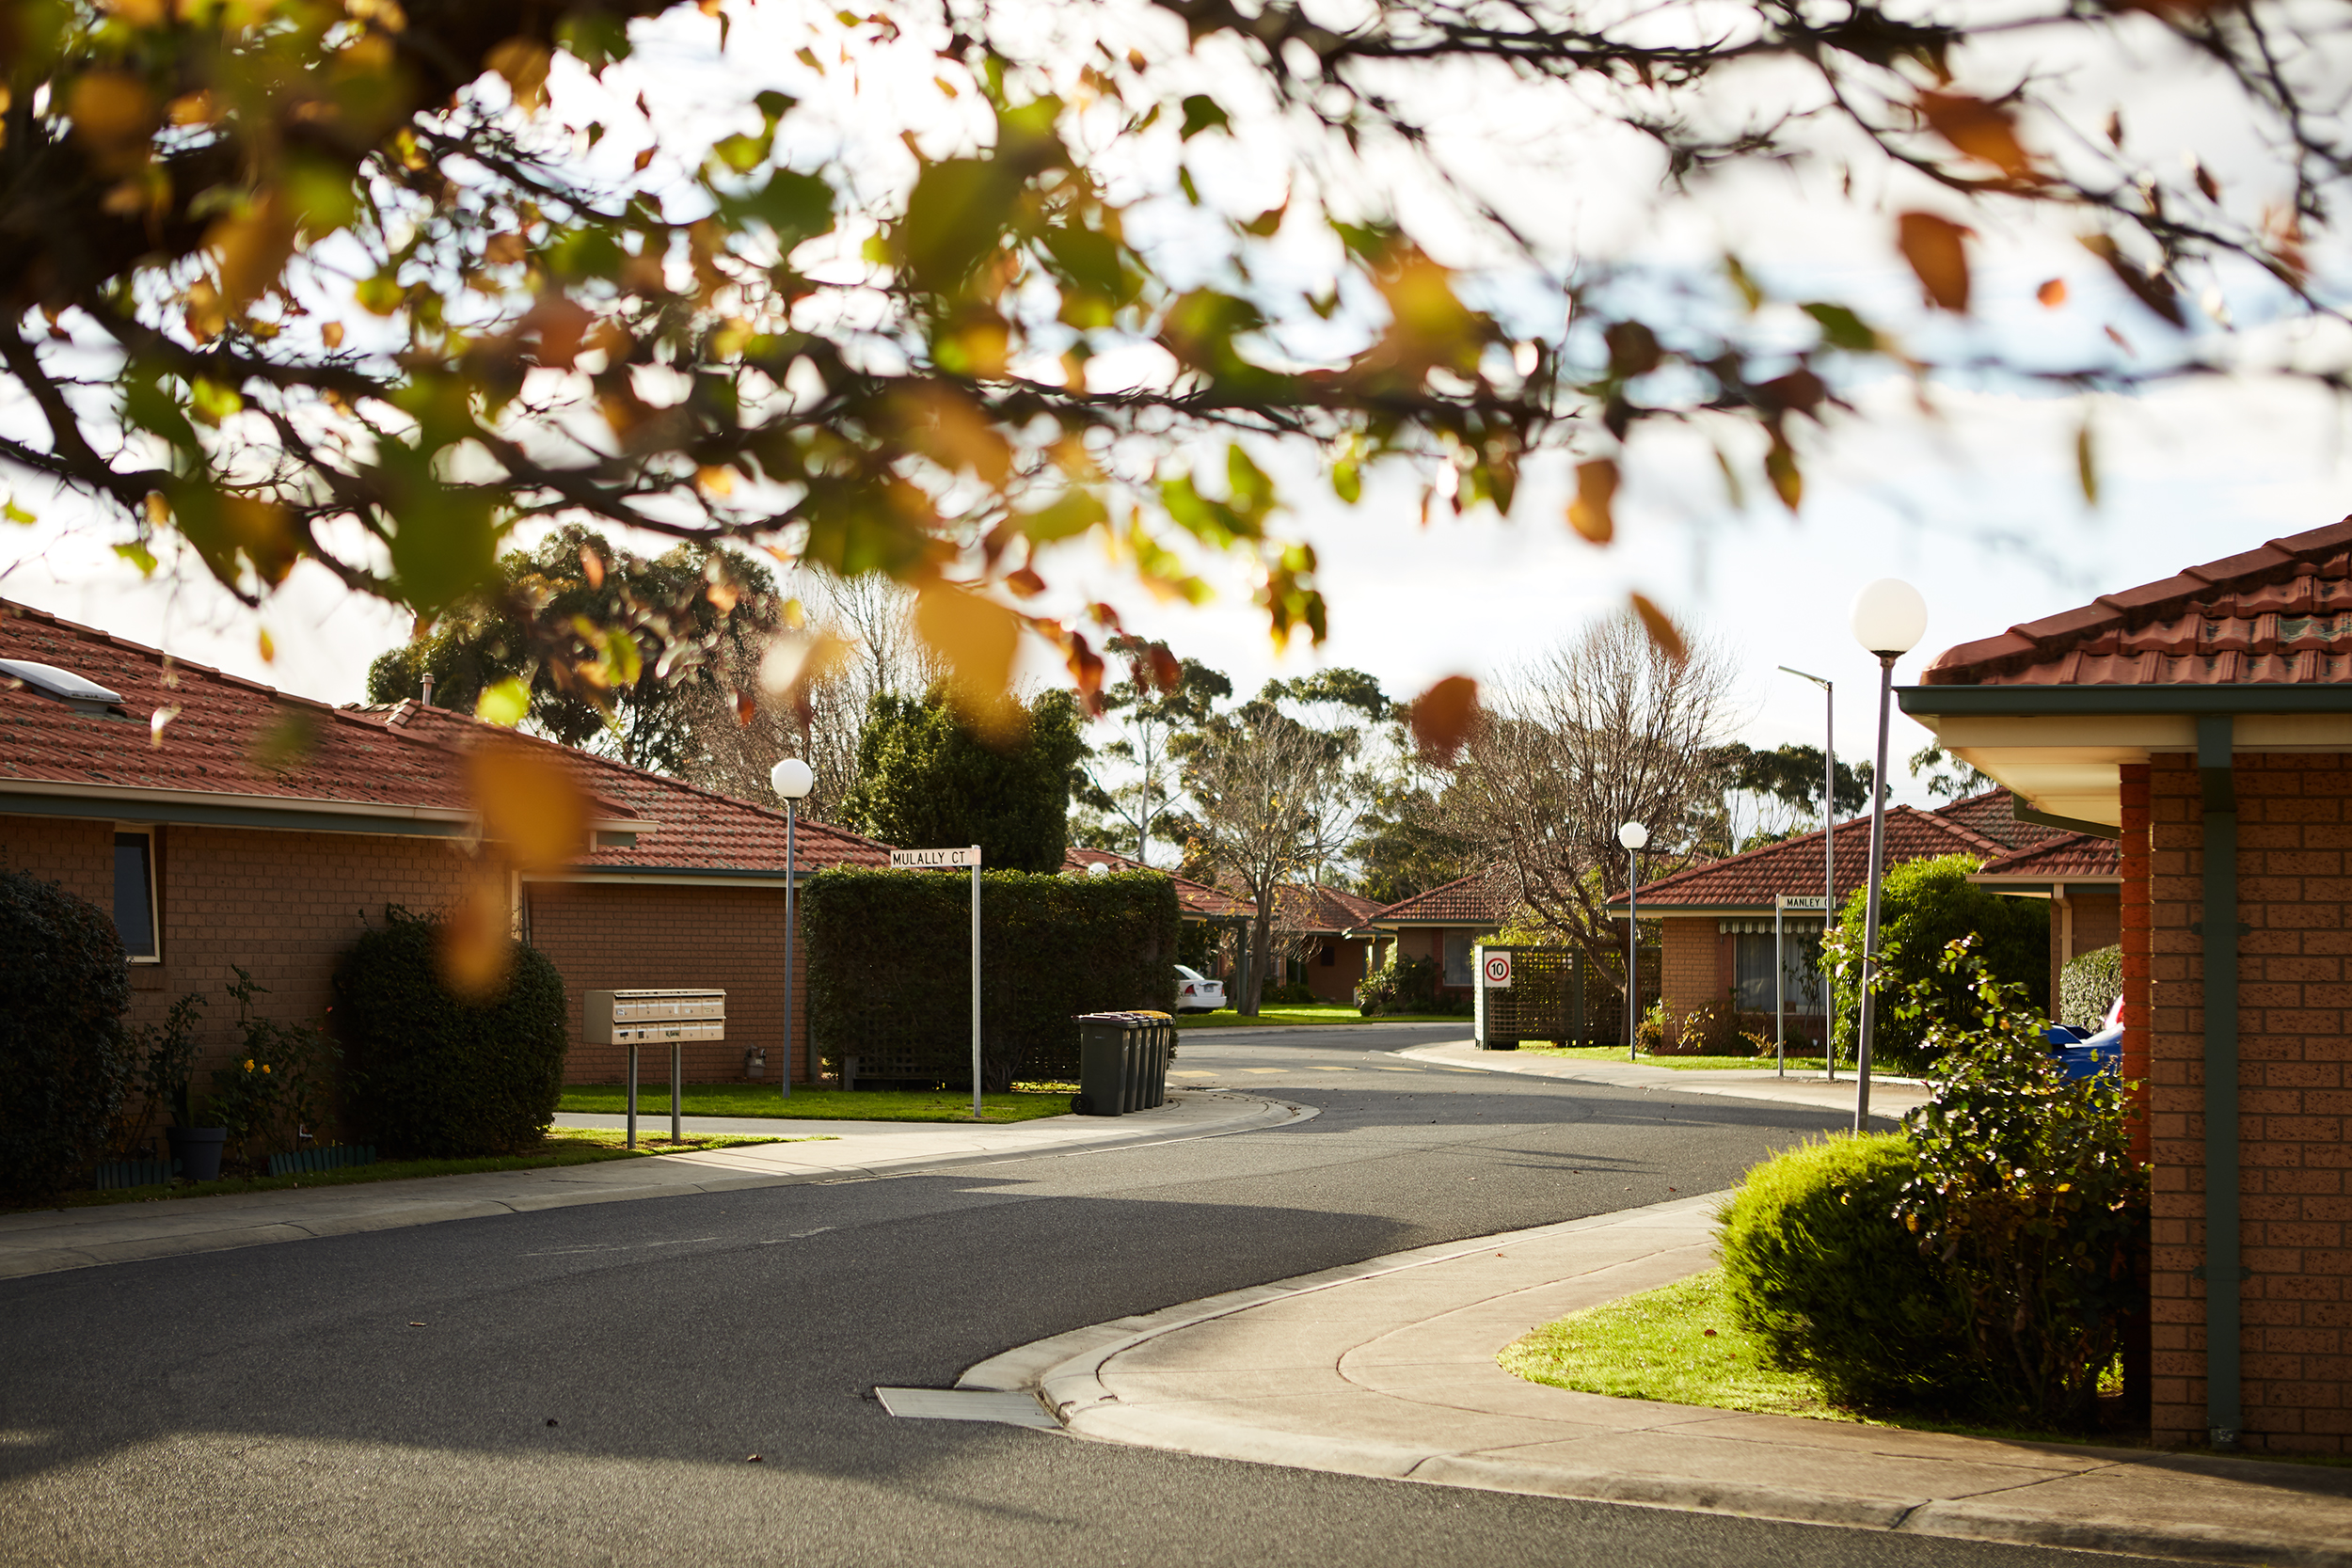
[420,673,435,708]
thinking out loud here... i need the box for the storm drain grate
[873,1387,1061,1430]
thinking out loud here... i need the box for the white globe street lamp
[1848,579,1926,1129]
[771,758,815,1100]
[1618,821,1648,1058]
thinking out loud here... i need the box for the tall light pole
[1618,820,1649,1059]
[770,757,815,1100]
[1848,579,1928,1131]
[1779,665,1836,1079]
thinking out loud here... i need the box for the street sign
[1482,952,1513,988]
[892,846,982,869]
[1776,895,1828,911]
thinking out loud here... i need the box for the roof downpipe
[2197,712,2243,1451]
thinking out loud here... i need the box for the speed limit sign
[1482,952,1513,988]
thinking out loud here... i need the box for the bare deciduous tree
[1182,705,1370,1015]
[675,574,941,823]
[1443,612,1738,954]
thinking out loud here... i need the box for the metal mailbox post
[583,990,725,1147]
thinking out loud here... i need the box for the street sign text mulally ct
[891,846,982,869]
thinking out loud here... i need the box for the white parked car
[1174,964,1226,1012]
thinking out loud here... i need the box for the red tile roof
[1928,786,2067,852]
[0,598,888,875]
[1061,847,1255,918]
[1920,517,2352,687]
[1606,802,2007,912]
[1975,832,2122,881]
[1274,882,1383,933]
[1372,864,1518,926]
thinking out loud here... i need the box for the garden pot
[167,1126,228,1183]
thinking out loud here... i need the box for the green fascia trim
[568,863,803,880]
[0,792,467,838]
[1899,684,2352,718]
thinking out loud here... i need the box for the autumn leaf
[1897,212,1972,312]
[469,739,590,871]
[486,39,553,111]
[2037,278,2068,308]
[1568,458,1618,544]
[2079,234,2185,326]
[438,873,515,1001]
[1407,674,1480,764]
[1918,92,2034,180]
[914,583,1023,733]
[1629,594,1689,665]
[1765,434,1803,513]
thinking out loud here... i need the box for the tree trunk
[1241,902,1276,1016]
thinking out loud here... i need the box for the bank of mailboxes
[582,989,726,1045]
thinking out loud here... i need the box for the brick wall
[525,880,808,1084]
[0,813,471,1078]
[1659,916,1718,1032]
[2144,752,2352,1453]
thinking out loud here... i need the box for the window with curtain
[1733,931,1824,1012]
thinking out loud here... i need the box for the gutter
[1899,683,2352,719]
[2196,714,2244,1450]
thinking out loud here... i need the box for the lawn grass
[1174,1005,1470,1030]
[557,1083,1077,1124]
[1516,1044,1838,1073]
[20,1127,808,1213]
[1501,1266,2195,1454]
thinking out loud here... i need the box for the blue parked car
[2046,997,2123,1082]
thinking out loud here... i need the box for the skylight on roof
[0,657,126,715]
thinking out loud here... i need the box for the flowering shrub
[205,967,334,1169]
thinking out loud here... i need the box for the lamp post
[770,757,815,1100]
[1618,820,1649,1059]
[1848,579,1928,1131]
[1779,665,1836,1079]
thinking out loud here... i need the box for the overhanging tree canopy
[2,0,2341,720]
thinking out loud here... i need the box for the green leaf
[1800,302,1880,354]
[899,160,1013,292]
[5,497,37,527]
[555,12,633,70]
[114,541,156,575]
[1179,95,1229,140]
[1331,459,1361,504]
[1019,489,1108,543]
[711,130,773,175]
[719,168,834,245]
[476,676,532,726]
[1041,226,1127,301]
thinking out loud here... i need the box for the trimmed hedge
[1718,1132,1977,1411]
[0,870,133,1200]
[803,868,1179,1087]
[331,907,569,1157]
[2060,943,2122,1031]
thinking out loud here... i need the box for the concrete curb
[963,1196,2352,1567]
[1391,1041,1930,1122]
[0,1091,1313,1282]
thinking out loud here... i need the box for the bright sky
[3,3,2346,811]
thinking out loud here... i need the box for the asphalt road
[0,1025,2169,1566]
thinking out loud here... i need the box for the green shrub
[205,967,337,1169]
[332,907,569,1157]
[1357,953,1437,1016]
[1826,856,2049,1073]
[0,870,134,1200]
[1896,939,2148,1432]
[1718,1132,1976,1410]
[803,868,1179,1088]
[2059,944,2122,1031]
[1264,980,1316,1006]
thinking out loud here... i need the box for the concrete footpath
[1394,1039,1932,1123]
[0,1091,1301,1283]
[961,1195,2352,1566]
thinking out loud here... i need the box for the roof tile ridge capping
[1917,516,2352,685]
[394,703,895,847]
[1613,816,1843,897]
[0,595,246,692]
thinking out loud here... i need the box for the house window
[1319,942,1337,967]
[1732,931,1822,1013]
[113,830,158,961]
[1443,933,1475,988]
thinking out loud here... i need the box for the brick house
[1902,517,2352,1453]
[0,600,888,1098]
[1371,864,1519,1001]
[1269,883,1388,1002]
[1603,791,2062,1045]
